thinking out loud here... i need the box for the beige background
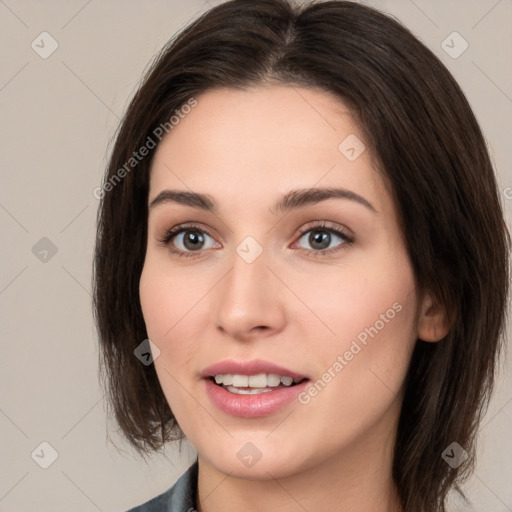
[1,0,511,510]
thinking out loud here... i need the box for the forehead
[148,85,388,214]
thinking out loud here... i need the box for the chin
[196,433,318,481]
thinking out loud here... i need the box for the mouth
[209,373,308,395]
[201,359,310,417]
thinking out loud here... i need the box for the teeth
[267,374,281,387]
[248,373,267,388]
[280,376,293,386]
[224,385,274,395]
[212,373,302,388]
[232,374,249,387]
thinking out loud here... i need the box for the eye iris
[183,231,204,251]
[177,228,336,252]
[309,230,330,250]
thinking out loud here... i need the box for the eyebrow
[149,187,377,214]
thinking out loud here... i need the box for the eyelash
[157,221,354,259]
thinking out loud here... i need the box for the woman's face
[139,85,422,479]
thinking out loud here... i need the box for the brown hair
[92,1,510,510]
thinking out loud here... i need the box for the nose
[214,246,287,341]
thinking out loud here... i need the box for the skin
[139,84,448,512]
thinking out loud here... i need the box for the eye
[158,221,353,259]
[158,224,220,258]
[294,221,352,256]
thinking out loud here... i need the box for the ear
[417,292,451,342]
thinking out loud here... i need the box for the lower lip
[204,378,310,418]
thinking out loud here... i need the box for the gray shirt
[126,460,198,512]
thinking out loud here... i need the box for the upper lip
[201,359,308,380]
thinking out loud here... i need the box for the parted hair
[92,1,510,510]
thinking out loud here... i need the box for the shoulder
[126,460,198,512]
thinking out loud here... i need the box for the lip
[201,359,310,418]
[200,359,308,380]
[203,377,310,417]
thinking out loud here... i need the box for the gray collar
[127,460,198,511]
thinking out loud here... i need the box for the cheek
[289,246,418,404]
[139,256,209,344]
[294,251,418,430]
[139,264,172,344]
[139,260,205,420]
[139,257,216,398]
[287,252,417,350]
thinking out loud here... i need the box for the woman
[92,1,510,510]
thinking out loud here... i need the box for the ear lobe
[417,293,451,342]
